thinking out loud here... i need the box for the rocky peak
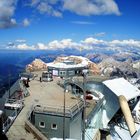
[26,59,47,72]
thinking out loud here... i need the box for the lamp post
[63,83,66,140]
[82,69,88,140]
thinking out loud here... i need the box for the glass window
[59,71,66,76]
[51,123,57,130]
[39,122,45,128]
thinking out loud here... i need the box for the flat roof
[47,55,90,69]
[28,71,84,117]
[103,78,140,101]
[47,62,87,69]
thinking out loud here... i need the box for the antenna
[63,83,66,140]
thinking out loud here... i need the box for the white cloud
[31,0,62,17]
[52,11,62,17]
[110,39,140,47]
[8,42,15,46]
[16,39,26,43]
[37,2,50,13]
[30,0,120,17]
[23,18,30,27]
[31,0,58,6]
[12,37,140,54]
[48,40,69,49]
[82,37,106,45]
[47,39,81,50]
[36,43,47,50]
[94,32,106,37]
[16,44,35,50]
[63,0,121,16]
[31,0,40,6]
[11,18,17,25]
[71,21,94,25]
[0,0,17,28]
[60,39,73,46]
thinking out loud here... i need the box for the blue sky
[0,0,140,51]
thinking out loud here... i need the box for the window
[39,122,45,128]
[68,70,74,76]
[59,71,66,76]
[51,123,57,130]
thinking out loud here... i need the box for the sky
[0,0,140,52]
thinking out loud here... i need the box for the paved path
[6,90,37,140]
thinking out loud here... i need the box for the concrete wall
[25,120,48,140]
[70,112,82,139]
[34,113,70,139]
[34,112,83,139]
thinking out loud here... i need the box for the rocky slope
[26,59,47,71]
[98,57,140,78]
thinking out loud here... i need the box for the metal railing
[3,98,24,133]
[20,80,30,97]
[3,109,17,133]
[5,98,24,107]
[33,100,84,118]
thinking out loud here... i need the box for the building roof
[47,55,89,69]
[47,62,86,69]
[103,78,140,101]
[27,71,84,117]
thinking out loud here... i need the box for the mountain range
[0,49,140,96]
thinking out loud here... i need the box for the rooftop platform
[27,71,84,118]
[6,71,104,139]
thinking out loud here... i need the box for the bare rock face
[26,59,47,71]
[88,62,100,75]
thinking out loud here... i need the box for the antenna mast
[63,84,66,140]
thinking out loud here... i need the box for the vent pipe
[119,95,136,136]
